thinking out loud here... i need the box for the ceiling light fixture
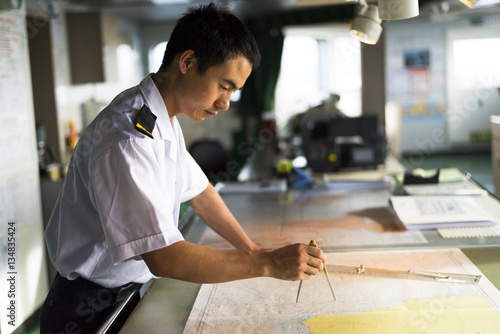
[349,0,383,45]
[378,0,419,20]
[458,0,480,7]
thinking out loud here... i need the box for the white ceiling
[65,0,302,22]
[63,0,500,23]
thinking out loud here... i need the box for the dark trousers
[39,273,128,334]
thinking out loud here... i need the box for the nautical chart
[199,189,427,251]
[183,248,500,334]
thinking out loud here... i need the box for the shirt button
[49,299,54,306]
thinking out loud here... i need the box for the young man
[40,3,326,333]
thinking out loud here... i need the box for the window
[275,25,362,137]
[117,44,138,89]
[149,41,168,73]
[275,35,323,133]
[452,38,500,90]
[446,27,500,145]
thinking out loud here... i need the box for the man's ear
[179,50,196,75]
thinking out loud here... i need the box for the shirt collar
[139,73,174,141]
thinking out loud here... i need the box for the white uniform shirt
[45,74,209,288]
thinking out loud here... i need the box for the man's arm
[142,183,327,283]
[141,240,326,283]
[187,183,259,251]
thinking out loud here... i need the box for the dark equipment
[300,115,385,172]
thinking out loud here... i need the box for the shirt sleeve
[89,139,184,264]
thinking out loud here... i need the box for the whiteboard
[0,6,49,333]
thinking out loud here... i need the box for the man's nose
[216,94,231,111]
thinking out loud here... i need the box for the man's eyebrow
[222,79,240,90]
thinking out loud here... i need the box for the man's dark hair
[159,2,260,73]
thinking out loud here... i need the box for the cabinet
[66,12,104,84]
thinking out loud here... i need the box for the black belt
[58,273,138,300]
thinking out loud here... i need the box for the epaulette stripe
[134,105,157,139]
[135,123,153,137]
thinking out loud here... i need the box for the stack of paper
[403,182,487,196]
[389,195,498,230]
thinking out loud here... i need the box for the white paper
[390,195,498,229]
[403,182,487,196]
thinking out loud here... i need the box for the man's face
[176,55,253,121]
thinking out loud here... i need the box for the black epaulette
[134,105,157,139]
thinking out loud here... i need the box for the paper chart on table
[199,190,427,250]
[183,248,500,334]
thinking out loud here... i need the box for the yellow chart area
[304,295,500,334]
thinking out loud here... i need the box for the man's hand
[265,243,326,281]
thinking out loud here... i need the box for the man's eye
[220,85,229,90]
